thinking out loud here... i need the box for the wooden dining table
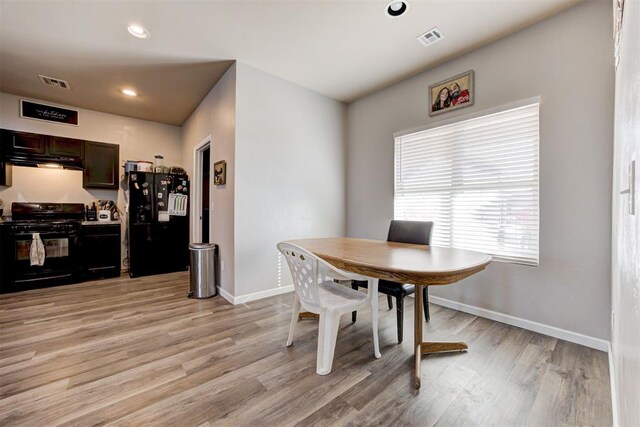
[286,237,492,389]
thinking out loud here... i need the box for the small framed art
[213,160,226,185]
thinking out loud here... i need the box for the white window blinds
[394,102,539,266]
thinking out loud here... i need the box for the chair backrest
[387,220,433,245]
[277,243,321,308]
[277,242,369,309]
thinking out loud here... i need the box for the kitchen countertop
[81,220,122,226]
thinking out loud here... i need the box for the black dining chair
[351,220,434,343]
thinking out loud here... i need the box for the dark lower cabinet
[81,224,121,280]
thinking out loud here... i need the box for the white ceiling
[0,0,581,126]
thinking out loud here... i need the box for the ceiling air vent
[417,27,444,47]
[38,75,70,90]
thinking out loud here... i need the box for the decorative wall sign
[213,160,226,185]
[20,100,79,126]
[428,70,474,116]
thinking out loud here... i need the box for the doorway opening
[201,147,210,243]
[192,137,211,244]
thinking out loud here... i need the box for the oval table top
[285,237,492,286]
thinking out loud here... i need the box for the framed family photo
[428,70,474,116]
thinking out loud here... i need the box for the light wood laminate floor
[0,272,612,426]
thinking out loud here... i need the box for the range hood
[5,153,83,170]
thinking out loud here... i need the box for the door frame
[191,136,212,243]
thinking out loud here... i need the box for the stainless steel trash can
[188,243,218,299]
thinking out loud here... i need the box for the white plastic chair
[277,242,381,375]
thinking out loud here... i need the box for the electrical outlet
[221,261,225,271]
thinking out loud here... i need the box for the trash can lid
[189,243,217,250]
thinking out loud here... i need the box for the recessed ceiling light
[386,0,409,17]
[121,88,138,97]
[127,24,150,39]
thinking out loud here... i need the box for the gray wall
[235,63,347,298]
[611,0,640,423]
[182,64,237,296]
[346,0,613,340]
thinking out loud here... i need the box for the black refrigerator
[127,172,190,278]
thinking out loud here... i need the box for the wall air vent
[38,75,70,90]
[417,27,444,47]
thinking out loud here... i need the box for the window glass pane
[394,102,539,265]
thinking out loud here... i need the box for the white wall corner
[428,295,610,352]
[608,342,619,426]
[217,286,236,305]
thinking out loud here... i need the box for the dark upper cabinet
[83,141,119,189]
[0,129,120,188]
[6,131,47,155]
[0,140,11,187]
[49,136,84,158]
[0,162,11,187]
[1,130,83,166]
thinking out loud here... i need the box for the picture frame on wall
[428,70,474,116]
[213,160,226,185]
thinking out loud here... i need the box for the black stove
[0,202,85,293]
[4,219,81,233]
[10,202,85,221]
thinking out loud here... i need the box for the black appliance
[127,172,190,278]
[4,151,83,170]
[0,203,84,293]
[82,223,121,280]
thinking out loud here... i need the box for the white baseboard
[217,286,235,305]
[218,285,294,305]
[608,343,619,426]
[428,295,609,352]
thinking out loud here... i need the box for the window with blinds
[394,102,539,266]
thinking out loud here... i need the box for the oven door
[9,229,81,290]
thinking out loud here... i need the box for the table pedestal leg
[298,312,319,320]
[421,342,468,354]
[414,286,424,389]
[414,285,468,389]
